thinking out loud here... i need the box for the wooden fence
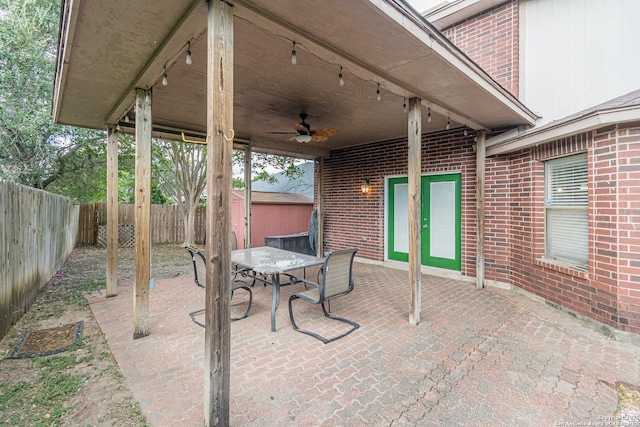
[77,203,206,245]
[0,180,78,339]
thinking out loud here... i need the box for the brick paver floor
[86,262,640,426]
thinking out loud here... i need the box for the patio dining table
[231,246,325,332]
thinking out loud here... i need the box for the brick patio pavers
[85,263,640,426]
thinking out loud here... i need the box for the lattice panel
[97,225,135,247]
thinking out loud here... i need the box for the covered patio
[85,261,638,425]
[53,0,540,423]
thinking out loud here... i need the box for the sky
[407,0,442,14]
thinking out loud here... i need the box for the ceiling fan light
[295,134,312,143]
[291,41,297,65]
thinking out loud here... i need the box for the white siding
[520,0,640,123]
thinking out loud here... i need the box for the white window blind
[545,153,588,265]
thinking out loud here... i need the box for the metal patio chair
[185,244,252,327]
[288,248,359,344]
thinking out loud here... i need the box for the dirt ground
[0,244,194,426]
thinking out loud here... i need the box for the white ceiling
[53,0,536,159]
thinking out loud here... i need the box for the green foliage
[233,151,303,185]
[0,0,62,187]
[232,177,244,188]
[151,181,170,204]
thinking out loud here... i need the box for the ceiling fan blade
[292,122,308,133]
[313,128,339,137]
[311,134,329,142]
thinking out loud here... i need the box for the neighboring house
[231,190,313,249]
[322,0,640,335]
[251,161,314,199]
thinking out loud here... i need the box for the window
[545,153,588,265]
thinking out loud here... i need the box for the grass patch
[618,383,640,409]
[27,279,106,322]
[0,354,89,426]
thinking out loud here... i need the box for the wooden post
[106,126,118,297]
[408,97,422,325]
[133,88,152,339]
[316,157,324,257]
[476,130,486,290]
[243,145,252,248]
[205,1,233,425]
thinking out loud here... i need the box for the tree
[155,140,303,246]
[0,0,117,196]
[154,140,207,247]
[0,0,61,187]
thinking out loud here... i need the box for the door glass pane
[430,181,456,259]
[394,183,409,253]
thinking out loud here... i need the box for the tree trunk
[183,202,198,247]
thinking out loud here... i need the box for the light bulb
[376,84,381,101]
[186,50,192,65]
[338,67,344,86]
[428,108,432,122]
[291,42,297,65]
[403,98,407,113]
[162,66,168,86]
[124,115,130,123]
[446,116,450,130]
[463,127,468,136]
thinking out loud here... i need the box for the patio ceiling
[52,0,537,159]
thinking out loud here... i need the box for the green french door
[388,173,461,270]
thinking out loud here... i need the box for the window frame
[544,152,589,266]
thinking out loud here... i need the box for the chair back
[321,248,358,300]
[231,231,238,250]
[185,246,207,288]
[187,232,239,288]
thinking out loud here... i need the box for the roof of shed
[233,190,313,205]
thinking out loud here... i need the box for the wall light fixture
[361,179,370,194]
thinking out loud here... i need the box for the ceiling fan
[268,113,338,143]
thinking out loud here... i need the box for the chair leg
[230,283,252,321]
[190,283,253,327]
[320,302,359,343]
[189,308,206,328]
[288,296,359,344]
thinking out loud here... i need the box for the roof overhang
[422,0,507,30]
[486,104,640,156]
[52,0,537,158]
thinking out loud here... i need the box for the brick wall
[608,123,640,331]
[322,122,640,334]
[442,0,519,98]
[494,125,640,334]
[323,129,477,276]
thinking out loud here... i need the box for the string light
[291,41,297,65]
[376,83,381,101]
[428,107,432,122]
[338,66,344,86]
[162,65,168,86]
[403,98,407,113]
[124,114,130,123]
[186,42,192,65]
[463,126,468,136]
[446,116,450,130]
